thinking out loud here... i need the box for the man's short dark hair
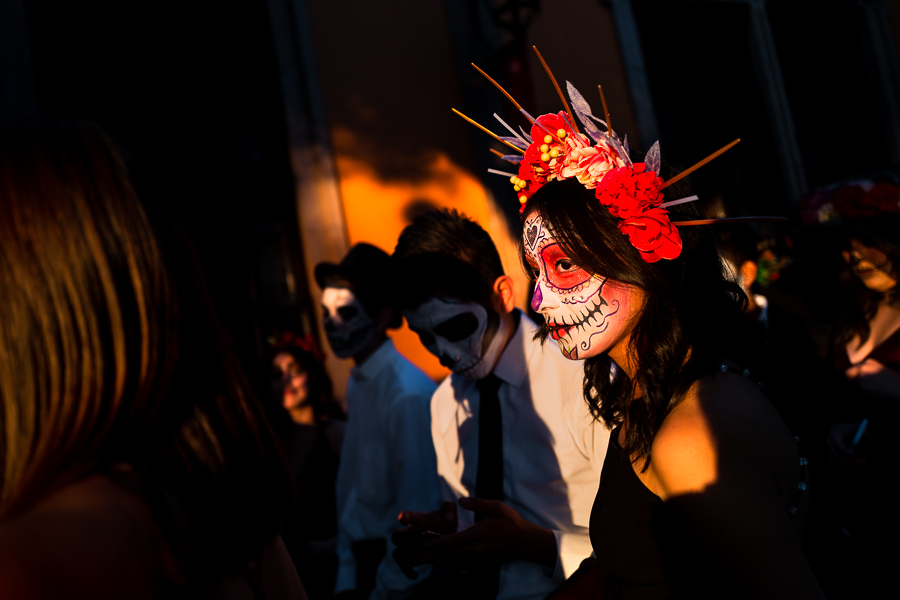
[392,209,505,309]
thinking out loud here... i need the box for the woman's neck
[288,405,315,425]
[846,299,900,363]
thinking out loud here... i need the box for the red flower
[529,111,574,148]
[863,182,900,215]
[514,112,575,211]
[595,164,664,219]
[522,144,553,180]
[831,185,866,218]
[514,159,548,212]
[270,332,326,363]
[617,208,683,263]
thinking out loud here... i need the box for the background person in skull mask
[391,210,608,600]
[315,243,440,600]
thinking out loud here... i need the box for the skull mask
[405,297,509,381]
[321,287,377,359]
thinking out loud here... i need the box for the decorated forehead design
[525,214,592,292]
[453,48,787,263]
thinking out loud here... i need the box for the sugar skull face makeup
[404,297,509,381]
[321,287,376,358]
[523,213,641,361]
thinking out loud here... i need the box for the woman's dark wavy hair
[523,177,766,464]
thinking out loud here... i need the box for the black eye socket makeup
[435,312,480,342]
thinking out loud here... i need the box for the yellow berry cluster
[512,129,569,205]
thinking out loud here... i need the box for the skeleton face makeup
[523,213,642,361]
[405,297,509,381]
[321,287,377,358]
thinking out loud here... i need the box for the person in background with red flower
[520,177,824,598]
[267,335,346,600]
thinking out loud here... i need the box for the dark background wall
[4,0,900,395]
[16,0,308,390]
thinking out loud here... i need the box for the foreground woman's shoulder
[0,474,169,600]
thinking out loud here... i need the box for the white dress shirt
[431,310,609,600]
[335,339,440,598]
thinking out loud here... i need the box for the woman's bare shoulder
[0,474,168,600]
[650,370,797,499]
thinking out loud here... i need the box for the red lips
[549,324,573,340]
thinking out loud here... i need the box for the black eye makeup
[434,312,480,342]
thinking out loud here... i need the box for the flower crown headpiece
[454,47,781,262]
[268,331,327,364]
[799,178,900,225]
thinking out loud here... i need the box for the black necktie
[475,373,503,520]
[466,373,504,598]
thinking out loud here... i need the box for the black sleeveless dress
[590,424,669,599]
[589,425,734,599]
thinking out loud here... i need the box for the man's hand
[423,498,556,567]
[397,500,458,535]
[392,501,458,579]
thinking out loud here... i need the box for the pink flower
[557,137,625,189]
[595,164,664,219]
[617,208,682,263]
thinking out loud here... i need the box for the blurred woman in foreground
[0,121,305,599]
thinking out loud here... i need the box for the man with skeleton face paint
[391,210,609,600]
[314,243,441,599]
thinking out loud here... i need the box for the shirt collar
[491,309,534,388]
[350,338,395,382]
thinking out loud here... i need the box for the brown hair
[0,121,176,515]
[0,121,291,578]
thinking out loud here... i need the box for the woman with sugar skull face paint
[522,179,823,599]
[523,212,642,364]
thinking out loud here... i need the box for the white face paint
[405,297,509,381]
[321,287,376,359]
[523,213,642,362]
